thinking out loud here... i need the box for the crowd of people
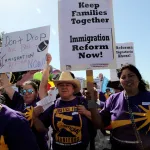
[0,53,150,150]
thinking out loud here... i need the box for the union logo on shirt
[0,136,8,150]
[111,105,150,134]
[52,106,82,145]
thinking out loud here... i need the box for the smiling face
[57,82,75,100]
[22,84,38,104]
[120,68,140,92]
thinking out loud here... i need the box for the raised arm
[39,53,52,99]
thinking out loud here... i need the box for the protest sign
[0,26,50,73]
[58,0,116,71]
[110,42,135,81]
[36,89,57,111]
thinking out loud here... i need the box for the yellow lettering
[56,136,81,144]
[55,107,77,113]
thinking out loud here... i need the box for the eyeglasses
[21,89,34,95]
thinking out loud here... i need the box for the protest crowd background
[0,1,150,150]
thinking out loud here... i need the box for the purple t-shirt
[100,91,150,148]
[0,104,40,150]
[11,91,48,150]
[40,97,90,149]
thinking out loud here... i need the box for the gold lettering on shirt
[53,106,82,145]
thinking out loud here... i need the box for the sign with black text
[0,26,50,73]
[110,42,135,81]
[58,0,116,71]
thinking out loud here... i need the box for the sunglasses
[21,89,34,95]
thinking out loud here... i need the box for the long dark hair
[117,64,147,92]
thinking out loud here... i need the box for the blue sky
[0,0,150,82]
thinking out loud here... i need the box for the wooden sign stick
[86,70,94,101]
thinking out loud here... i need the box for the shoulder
[106,92,124,105]
[0,105,27,125]
[0,104,16,117]
[108,92,123,100]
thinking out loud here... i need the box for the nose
[61,84,68,88]
[124,76,131,83]
[24,92,29,96]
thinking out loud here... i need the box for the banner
[110,42,135,81]
[58,0,116,71]
[0,26,50,73]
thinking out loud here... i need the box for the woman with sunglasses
[0,76,39,112]
[0,74,48,150]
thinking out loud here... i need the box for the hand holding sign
[46,53,52,65]
[0,73,10,90]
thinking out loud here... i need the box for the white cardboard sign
[110,42,135,81]
[0,26,50,73]
[58,0,116,71]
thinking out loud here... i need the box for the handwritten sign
[110,42,135,81]
[36,89,57,111]
[58,0,116,71]
[0,26,50,73]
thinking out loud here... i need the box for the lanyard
[124,91,144,150]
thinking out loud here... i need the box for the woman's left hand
[77,105,87,115]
